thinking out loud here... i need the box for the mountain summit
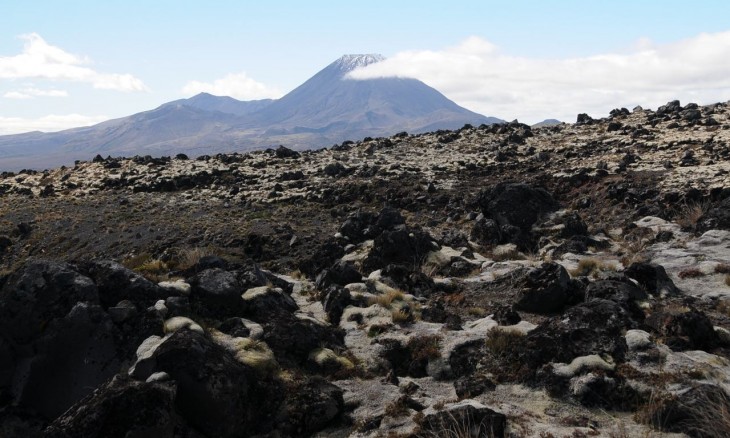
[0,55,502,170]
[331,54,385,72]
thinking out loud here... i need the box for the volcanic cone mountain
[0,54,500,170]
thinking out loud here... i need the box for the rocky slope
[1,100,730,437]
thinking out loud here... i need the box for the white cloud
[0,33,146,92]
[348,32,730,123]
[182,72,282,100]
[0,114,109,135]
[3,87,69,99]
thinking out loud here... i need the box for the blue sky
[1,0,730,133]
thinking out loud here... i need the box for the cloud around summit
[348,32,730,123]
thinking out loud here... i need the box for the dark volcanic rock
[275,377,344,436]
[513,262,571,315]
[470,217,501,246]
[315,260,362,289]
[44,375,185,438]
[697,197,730,231]
[646,307,720,352]
[298,239,345,278]
[322,286,352,325]
[262,312,345,367]
[475,183,559,249]
[514,299,633,373]
[129,328,277,438]
[624,262,680,297]
[454,374,496,399]
[84,260,168,309]
[188,268,247,317]
[362,226,435,273]
[0,259,98,344]
[14,302,122,420]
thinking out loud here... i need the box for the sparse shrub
[384,396,411,418]
[678,268,705,279]
[407,335,442,362]
[391,307,414,324]
[485,328,524,356]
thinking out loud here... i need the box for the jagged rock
[514,262,571,315]
[584,278,647,321]
[322,286,352,325]
[315,260,362,289]
[298,239,345,277]
[128,328,279,438]
[470,217,501,246]
[44,375,185,438]
[492,304,521,325]
[379,263,435,297]
[0,259,99,344]
[560,211,589,237]
[449,340,487,378]
[362,226,435,273]
[624,262,680,296]
[275,377,344,435]
[242,286,298,318]
[188,268,247,317]
[646,307,720,352]
[454,374,496,399]
[514,299,633,375]
[84,260,168,308]
[418,400,506,438]
[13,302,122,420]
[274,145,300,159]
[475,183,558,250]
[262,312,345,367]
[697,197,730,231]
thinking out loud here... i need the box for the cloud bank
[348,32,730,123]
[3,87,68,99]
[182,72,282,100]
[0,114,109,135]
[0,33,146,92]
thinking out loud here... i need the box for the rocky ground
[1,100,730,437]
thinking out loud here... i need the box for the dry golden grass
[485,328,525,356]
[368,290,405,309]
[569,257,617,277]
[675,201,709,229]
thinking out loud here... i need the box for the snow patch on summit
[334,54,385,73]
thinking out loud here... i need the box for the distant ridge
[0,54,502,170]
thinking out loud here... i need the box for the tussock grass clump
[368,290,405,309]
[569,257,617,277]
[485,328,524,356]
[675,201,709,229]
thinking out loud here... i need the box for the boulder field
[2,100,730,437]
